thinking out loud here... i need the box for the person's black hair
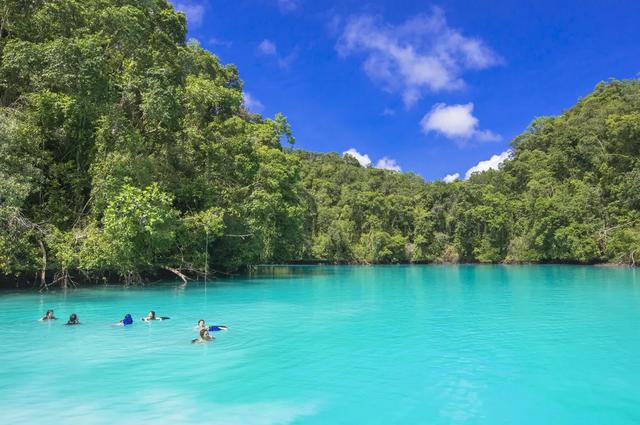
[66,313,79,325]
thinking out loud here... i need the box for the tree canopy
[1,1,639,286]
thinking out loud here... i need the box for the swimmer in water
[142,310,169,321]
[143,311,157,321]
[40,309,57,321]
[66,313,80,325]
[192,328,214,344]
[197,319,228,332]
[115,314,133,326]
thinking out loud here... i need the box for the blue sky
[171,0,640,181]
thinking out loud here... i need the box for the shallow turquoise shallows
[1,265,640,424]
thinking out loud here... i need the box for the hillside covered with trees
[1,0,640,286]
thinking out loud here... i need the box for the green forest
[2,0,640,287]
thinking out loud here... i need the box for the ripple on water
[0,265,639,425]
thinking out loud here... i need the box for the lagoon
[0,265,639,424]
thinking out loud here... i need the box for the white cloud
[343,148,372,167]
[336,8,501,108]
[376,157,401,171]
[420,102,500,142]
[172,1,205,27]
[278,0,299,13]
[257,40,297,69]
[443,173,460,183]
[381,108,396,117]
[277,50,298,69]
[209,37,232,48]
[258,39,278,56]
[343,149,402,171]
[243,92,264,113]
[465,150,512,179]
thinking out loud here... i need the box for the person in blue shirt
[115,314,133,326]
[197,319,228,332]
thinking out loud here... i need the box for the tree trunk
[37,240,47,289]
[162,266,190,285]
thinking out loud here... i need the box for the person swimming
[197,319,228,332]
[115,314,133,326]
[142,310,169,321]
[65,313,80,325]
[143,311,157,321]
[40,309,57,321]
[191,328,214,344]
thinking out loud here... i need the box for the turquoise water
[1,265,639,424]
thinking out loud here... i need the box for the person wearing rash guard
[40,310,57,321]
[66,313,80,325]
[192,328,214,344]
[197,319,228,332]
[116,314,133,326]
[142,310,169,321]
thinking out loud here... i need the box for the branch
[223,233,253,239]
[162,266,191,285]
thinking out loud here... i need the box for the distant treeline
[1,1,639,287]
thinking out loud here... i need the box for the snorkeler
[115,314,134,326]
[191,328,214,344]
[197,319,228,332]
[142,310,170,321]
[65,313,80,325]
[40,309,57,321]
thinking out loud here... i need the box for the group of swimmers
[39,309,228,344]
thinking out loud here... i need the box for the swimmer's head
[46,310,54,318]
[69,313,77,322]
[200,328,209,339]
[198,319,205,327]
[148,311,155,319]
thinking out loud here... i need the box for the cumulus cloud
[376,157,401,171]
[465,150,512,179]
[420,102,500,142]
[278,0,299,13]
[171,1,205,27]
[258,39,278,56]
[335,8,501,107]
[243,92,264,113]
[442,173,460,183]
[343,148,372,167]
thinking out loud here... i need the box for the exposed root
[122,271,143,286]
[51,269,77,289]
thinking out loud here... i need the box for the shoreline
[1,261,633,289]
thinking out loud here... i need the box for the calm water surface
[0,265,639,424]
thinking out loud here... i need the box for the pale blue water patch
[0,265,639,424]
